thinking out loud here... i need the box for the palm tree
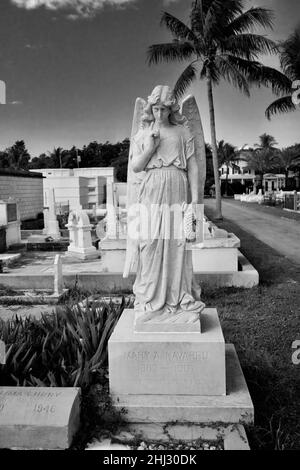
[246,134,279,191]
[255,133,278,150]
[147,0,290,219]
[266,28,300,119]
[48,147,64,168]
[217,140,239,196]
[276,146,300,189]
[6,140,30,170]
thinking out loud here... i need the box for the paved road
[205,199,300,265]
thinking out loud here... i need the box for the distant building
[31,167,115,211]
[0,169,43,221]
[263,174,285,192]
[219,153,258,191]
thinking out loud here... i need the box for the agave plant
[0,297,128,389]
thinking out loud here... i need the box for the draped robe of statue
[123,93,206,324]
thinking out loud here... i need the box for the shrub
[0,297,129,389]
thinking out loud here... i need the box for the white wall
[32,167,115,209]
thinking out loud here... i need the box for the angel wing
[181,95,206,204]
[123,97,147,278]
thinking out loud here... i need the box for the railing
[262,193,284,208]
[284,192,300,212]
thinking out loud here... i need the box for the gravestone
[66,210,99,260]
[43,189,60,239]
[0,387,81,449]
[0,340,5,365]
[0,198,21,247]
[53,254,64,296]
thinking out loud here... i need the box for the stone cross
[53,254,64,296]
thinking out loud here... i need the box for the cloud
[10,101,23,105]
[25,43,43,49]
[11,0,136,18]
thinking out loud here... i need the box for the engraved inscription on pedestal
[0,387,81,449]
[109,309,226,397]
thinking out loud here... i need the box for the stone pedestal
[109,309,226,397]
[134,310,202,333]
[108,309,254,425]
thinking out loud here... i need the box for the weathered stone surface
[192,247,238,273]
[0,387,81,449]
[111,344,254,425]
[134,309,201,333]
[223,424,250,450]
[109,308,226,397]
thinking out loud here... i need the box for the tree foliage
[0,140,30,171]
[147,0,290,218]
[266,28,300,119]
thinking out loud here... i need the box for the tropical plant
[0,298,128,389]
[255,133,278,151]
[217,140,240,196]
[147,0,290,219]
[245,135,279,191]
[4,140,31,170]
[266,28,300,119]
[47,147,64,168]
[276,146,300,189]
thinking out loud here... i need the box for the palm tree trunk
[285,169,289,189]
[207,75,222,220]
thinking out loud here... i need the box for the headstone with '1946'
[0,387,81,449]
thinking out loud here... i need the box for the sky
[0,0,299,158]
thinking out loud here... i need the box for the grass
[204,205,300,450]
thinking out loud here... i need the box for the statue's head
[142,85,185,126]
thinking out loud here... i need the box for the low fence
[284,192,300,212]
[260,191,300,211]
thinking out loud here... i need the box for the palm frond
[224,55,292,95]
[160,11,198,43]
[173,63,197,99]
[221,34,278,60]
[280,30,300,80]
[147,42,195,65]
[225,7,275,35]
[265,96,297,120]
[190,0,213,35]
[216,56,250,95]
[203,0,244,41]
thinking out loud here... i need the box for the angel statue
[123,85,206,328]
